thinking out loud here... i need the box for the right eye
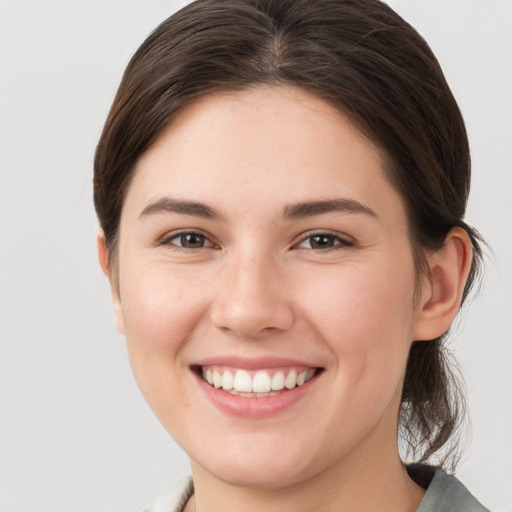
[160,231,215,249]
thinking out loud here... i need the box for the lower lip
[192,369,321,418]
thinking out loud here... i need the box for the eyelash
[295,231,355,251]
[158,230,354,252]
[159,231,216,250]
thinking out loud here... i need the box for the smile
[199,366,318,397]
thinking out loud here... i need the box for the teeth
[271,371,285,391]
[221,371,234,390]
[213,370,222,388]
[252,372,271,393]
[201,367,317,395]
[227,389,281,398]
[284,370,297,389]
[233,370,252,392]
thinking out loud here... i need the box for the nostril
[230,326,279,338]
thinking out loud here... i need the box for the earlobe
[97,229,126,336]
[413,227,473,341]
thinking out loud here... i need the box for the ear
[97,228,126,336]
[413,227,473,341]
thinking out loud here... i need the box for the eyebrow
[139,197,377,221]
[283,198,377,219]
[139,198,223,220]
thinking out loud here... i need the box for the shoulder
[417,469,491,512]
[141,477,194,512]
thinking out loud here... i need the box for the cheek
[298,259,417,381]
[117,261,212,412]
[120,261,210,352]
[293,260,418,447]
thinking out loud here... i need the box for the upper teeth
[202,367,316,393]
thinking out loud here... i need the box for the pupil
[181,233,204,248]
[311,235,333,248]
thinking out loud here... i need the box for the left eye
[164,232,214,249]
[297,233,353,250]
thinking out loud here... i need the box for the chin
[202,459,313,490]
[188,433,329,490]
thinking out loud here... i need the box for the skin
[98,86,471,512]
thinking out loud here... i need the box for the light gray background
[0,1,510,511]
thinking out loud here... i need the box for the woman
[94,0,488,510]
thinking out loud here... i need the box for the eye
[161,231,215,249]
[297,232,354,250]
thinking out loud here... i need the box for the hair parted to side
[94,0,483,469]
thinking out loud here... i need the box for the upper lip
[192,356,322,370]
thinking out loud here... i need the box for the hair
[94,0,483,470]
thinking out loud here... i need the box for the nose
[210,250,294,339]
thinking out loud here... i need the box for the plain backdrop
[0,1,511,511]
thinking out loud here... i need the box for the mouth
[193,365,322,398]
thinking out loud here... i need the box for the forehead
[124,85,405,225]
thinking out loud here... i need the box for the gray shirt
[416,470,490,512]
[144,470,490,512]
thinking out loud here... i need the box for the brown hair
[94,0,483,469]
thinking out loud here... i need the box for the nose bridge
[211,245,293,338]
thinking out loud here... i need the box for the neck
[188,442,425,512]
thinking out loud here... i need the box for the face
[111,86,427,488]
